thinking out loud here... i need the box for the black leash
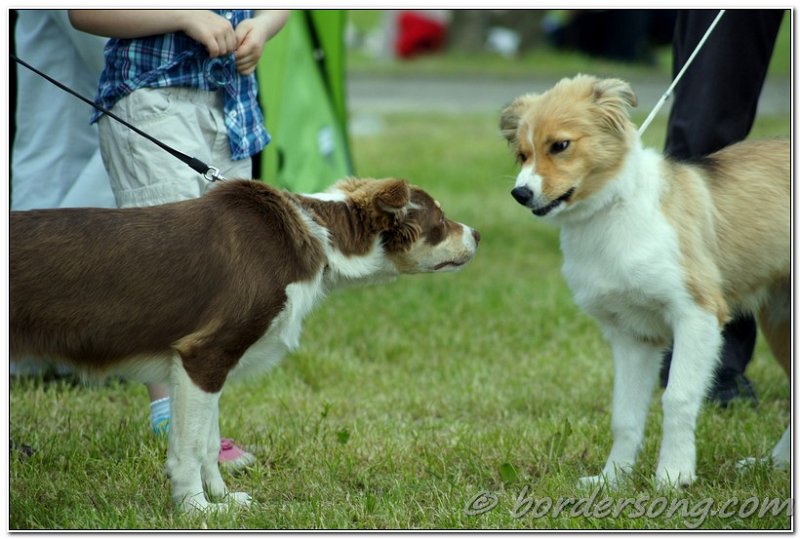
[11,53,226,182]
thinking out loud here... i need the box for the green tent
[257,10,353,193]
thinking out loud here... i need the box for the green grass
[9,105,791,529]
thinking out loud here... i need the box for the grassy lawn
[9,10,792,530]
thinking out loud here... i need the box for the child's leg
[99,86,255,468]
[148,383,171,434]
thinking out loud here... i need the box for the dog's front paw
[655,467,695,490]
[578,464,632,490]
[577,474,616,490]
[176,492,252,514]
[578,475,604,489]
[177,493,216,514]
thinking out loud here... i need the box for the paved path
[347,73,791,117]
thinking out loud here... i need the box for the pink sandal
[218,438,256,471]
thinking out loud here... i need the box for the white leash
[638,9,726,136]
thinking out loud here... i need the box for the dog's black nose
[511,186,534,206]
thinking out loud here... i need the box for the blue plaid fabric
[92,9,269,160]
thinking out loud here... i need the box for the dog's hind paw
[736,457,760,470]
[577,475,609,490]
[224,491,252,507]
[736,456,789,471]
[654,469,694,490]
[177,492,251,514]
[177,493,218,514]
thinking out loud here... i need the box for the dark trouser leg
[660,10,784,398]
[665,9,784,159]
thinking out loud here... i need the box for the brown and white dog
[500,75,790,488]
[10,177,479,512]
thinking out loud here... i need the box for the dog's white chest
[560,208,685,342]
[229,272,326,381]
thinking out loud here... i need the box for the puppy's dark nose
[511,186,534,206]
[472,229,481,244]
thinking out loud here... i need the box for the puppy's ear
[592,78,637,133]
[500,94,536,146]
[351,178,411,231]
[500,99,523,145]
[592,78,637,108]
[373,178,410,215]
[377,181,421,252]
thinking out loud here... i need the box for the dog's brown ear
[377,180,421,252]
[592,78,637,133]
[350,178,411,230]
[373,178,410,212]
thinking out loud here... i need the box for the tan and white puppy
[10,178,479,513]
[501,74,789,489]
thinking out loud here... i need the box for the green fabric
[309,10,348,131]
[257,10,352,193]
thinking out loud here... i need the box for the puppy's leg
[758,281,791,377]
[201,399,252,508]
[656,308,721,489]
[738,426,791,471]
[758,285,790,469]
[770,427,790,469]
[738,288,791,470]
[580,329,661,488]
[166,356,222,513]
[201,398,226,499]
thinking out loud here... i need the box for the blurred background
[343,9,790,137]
[341,9,791,201]
[349,9,678,66]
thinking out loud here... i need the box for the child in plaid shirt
[69,9,289,470]
[70,9,288,205]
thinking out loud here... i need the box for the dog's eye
[550,140,570,154]
[516,152,527,163]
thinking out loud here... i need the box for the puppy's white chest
[561,211,683,341]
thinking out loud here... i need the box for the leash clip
[203,166,227,183]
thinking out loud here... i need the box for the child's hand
[232,18,268,75]
[179,10,237,58]
[234,10,290,75]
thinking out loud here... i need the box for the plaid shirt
[92,9,269,160]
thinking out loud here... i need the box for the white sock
[149,397,171,434]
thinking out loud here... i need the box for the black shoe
[10,439,35,458]
[706,367,758,408]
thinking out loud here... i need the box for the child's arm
[233,10,291,75]
[68,10,237,58]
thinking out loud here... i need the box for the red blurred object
[395,11,447,59]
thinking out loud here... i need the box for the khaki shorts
[98,87,252,208]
